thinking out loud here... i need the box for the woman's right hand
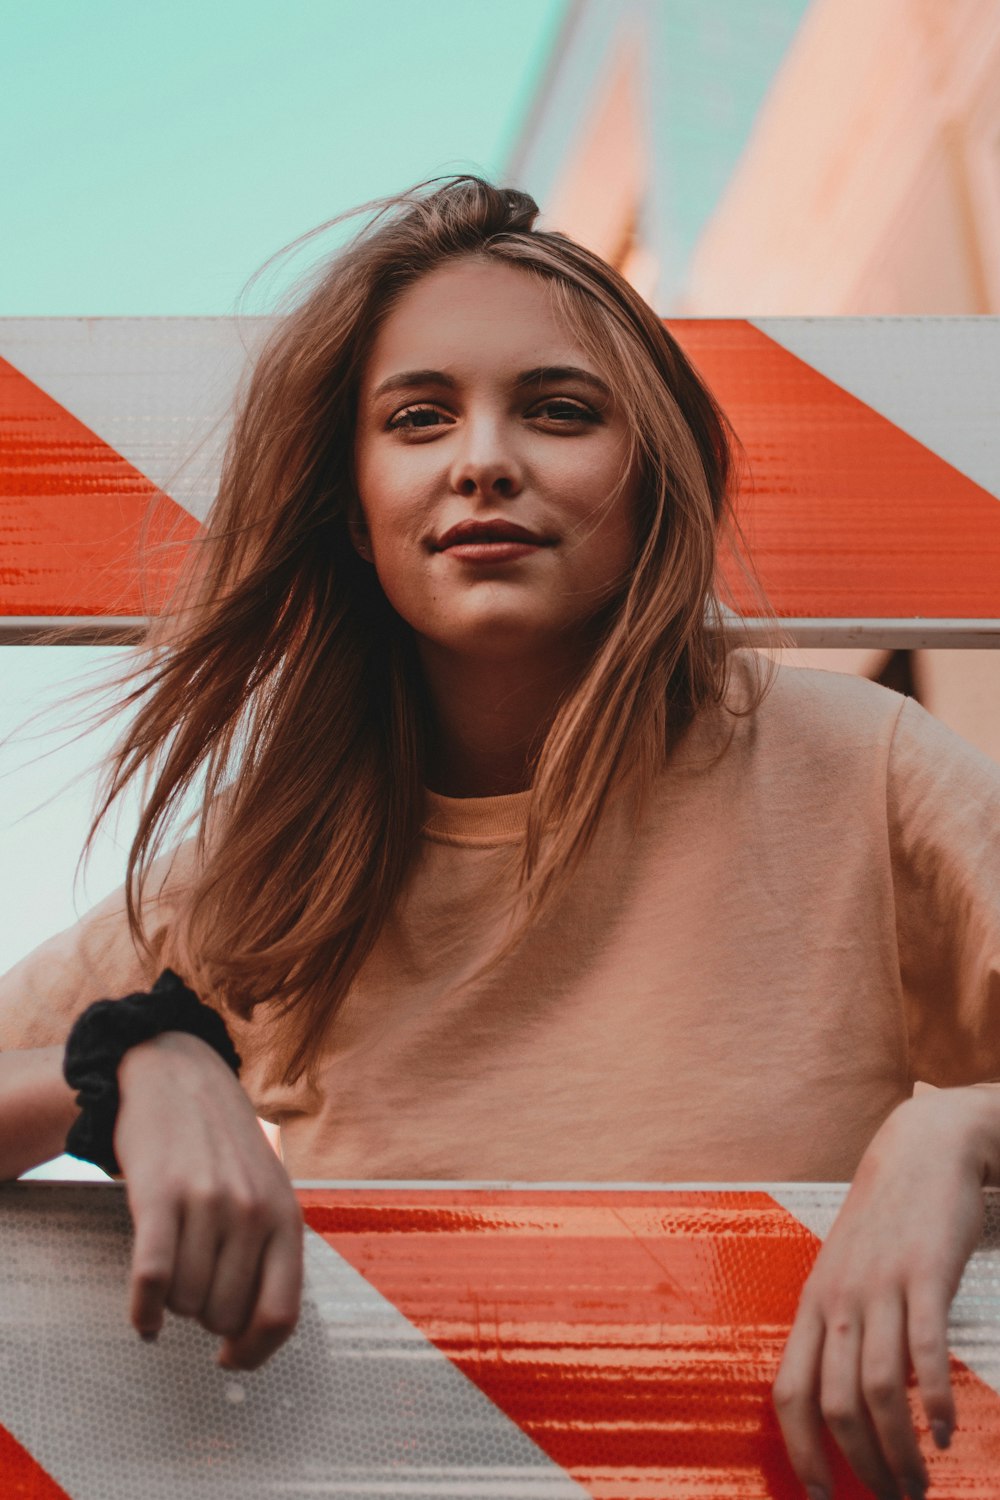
[115,1029,304,1370]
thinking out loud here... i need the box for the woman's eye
[534,400,599,423]
[387,405,444,431]
[386,399,599,432]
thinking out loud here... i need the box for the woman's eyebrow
[370,365,612,402]
[520,366,612,399]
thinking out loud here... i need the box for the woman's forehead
[360,259,596,394]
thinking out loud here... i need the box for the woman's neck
[418,641,588,798]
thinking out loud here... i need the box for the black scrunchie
[63,968,241,1176]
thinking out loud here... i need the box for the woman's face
[352,257,641,665]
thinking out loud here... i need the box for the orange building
[684,0,1000,317]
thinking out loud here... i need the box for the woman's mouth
[442,540,549,563]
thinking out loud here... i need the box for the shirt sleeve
[0,837,201,1052]
[888,694,1000,1086]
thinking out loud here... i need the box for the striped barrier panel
[0,1181,999,1497]
[1,318,999,645]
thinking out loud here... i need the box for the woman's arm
[0,1028,303,1370]
[0,844,303,1367]
[0,1045,80,1180]
[774,1085,1000,1498]
[115,1030,303,1371]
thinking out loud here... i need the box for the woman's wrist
[117,1029,245,1123]
[118,1028,234,1086]
[892,1084,1000,1187]
[64,971,242,1176]
[942,1083,1000,1187]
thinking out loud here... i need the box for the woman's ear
[346,495,373,562]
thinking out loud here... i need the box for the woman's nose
[449,419,524,499]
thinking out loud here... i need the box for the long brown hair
[85,174,783,1083]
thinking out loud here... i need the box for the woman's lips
[442,541,547,563]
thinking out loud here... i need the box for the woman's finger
[218,1215,304,1371]
[772,1304,833,1497]
[200,1213,269,1338]
[907,1280,957,1452]
[860,1292,928,1496]
[818,1306,900,1497]
[167,1193,224,1321]
[128,1196,181,1340]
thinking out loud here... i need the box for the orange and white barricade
[0,1182,999,1498]
[1,317,999,643]
[3,325,1000,1493]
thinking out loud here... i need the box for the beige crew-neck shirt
[2,656,999,1182]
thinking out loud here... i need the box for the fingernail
[806,1486,828,1500]
[140,1330,158,1344]
[931,1417,952,1449]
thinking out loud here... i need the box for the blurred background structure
[512,0,1000,319]
[508,0,1000,762]
[2,0,999,987]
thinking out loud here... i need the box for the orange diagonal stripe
[0,354,198,617]
[0,1421,73,1499]
[668,319,1000,619]
[301,1187,1000,1500]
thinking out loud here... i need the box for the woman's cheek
[371,539,438,631]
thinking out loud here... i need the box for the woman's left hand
[772,1088,999,1499]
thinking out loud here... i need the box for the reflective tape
[2,318,1000,634]
[1,1183,999,1497]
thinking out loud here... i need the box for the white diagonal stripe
[0,319,270,522]
[0,1182,587,1500]
[752,317,1000,502]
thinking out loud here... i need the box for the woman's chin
[417,617,574,664]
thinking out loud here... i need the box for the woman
[1,176,999,1499]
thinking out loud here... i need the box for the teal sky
[647,0,811,278]
[0,0,567,315]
